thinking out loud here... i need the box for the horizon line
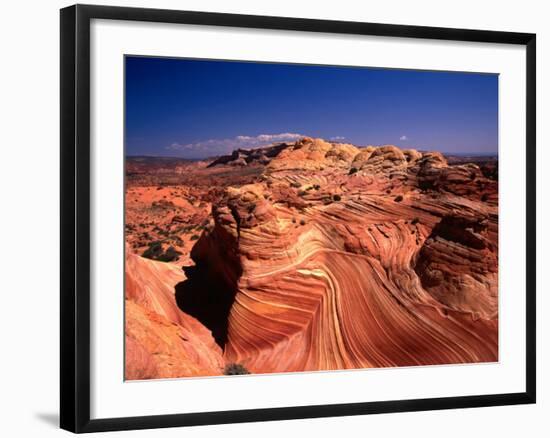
[126,148,499,160]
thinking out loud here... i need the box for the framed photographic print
[60,4,536,433]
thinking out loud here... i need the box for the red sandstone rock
[185,140,499,373]
[125,139,499,378]
[125,250,223,379]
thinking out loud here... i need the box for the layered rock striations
[126,137,498,379]
[125,249,224,379]
[178,138,498,373]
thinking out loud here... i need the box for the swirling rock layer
[125,249,223,379]
[183,138,498,373]
[126,137,498,378]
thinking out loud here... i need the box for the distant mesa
[206,143,289,168]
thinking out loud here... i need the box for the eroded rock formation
[178,138,498,373]
[126,137,498,379]
[125,249,224,379]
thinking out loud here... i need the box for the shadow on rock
[175,264,241,349]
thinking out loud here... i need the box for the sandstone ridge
[181,138,499,373]
[125,137,498,378]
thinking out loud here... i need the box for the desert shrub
[157,246,182,262]
[333,194,342,201]
[481,193,489,202]
[349,167,358,175]
[190,234,200,241]
[223,363,250,375]
[292,217,296,223]
[299,219,306,226]
[313,184,321,190]
[394,195,403,202]
[142,242,181,262]
[411,217,420,225]
[290,181,301,188]
[170,235,184,245]
[298,190,307,197]
[142,241,163,260]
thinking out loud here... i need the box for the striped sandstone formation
[125,249,224,379]
[186,138,498,373]
[125,137,498,379]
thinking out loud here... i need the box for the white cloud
[167,133,305,157]
[399,135,408,141]
[330,136,346,141]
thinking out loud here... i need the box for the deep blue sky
[125,56,498,158]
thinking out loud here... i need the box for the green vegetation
[223,363,250,375]
[159,246,182,262]
[142,241,162,259]
[142,242,182,262]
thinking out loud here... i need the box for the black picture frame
[60,4,536,433]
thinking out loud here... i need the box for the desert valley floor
[124,137,498,380]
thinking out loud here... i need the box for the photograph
[124,56,499,381]
[1,0,543,435]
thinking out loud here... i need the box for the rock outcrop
[125,249,223,379]
[126,137,499,379]
[176,138,498,373]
